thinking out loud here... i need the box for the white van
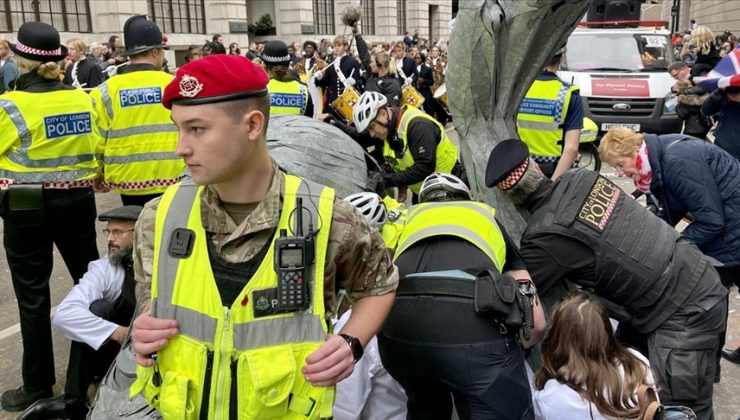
[559,23,681,136]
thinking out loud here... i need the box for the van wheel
[575,143,601,172]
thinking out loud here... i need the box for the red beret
[162,54,269,109]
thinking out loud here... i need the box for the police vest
[268,79,308,115]
[131,175,336,420]
[89,70,183,195]
[394,201,507,271]
[516,79,578,161]
[0,89,102,184]
[383,106,458,194]
[524,169,703,333]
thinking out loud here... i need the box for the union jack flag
[695,47,740,90]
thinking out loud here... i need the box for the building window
[361,0,375,35]
[148,0,205,34]
[1,0,92,33]
[396,0,406,34]
[312,0,334,35]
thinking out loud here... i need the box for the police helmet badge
[179,74,203,98]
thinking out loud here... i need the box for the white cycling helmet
[419,173,471,203]
[353,91,388,133]
[344,192,388,229]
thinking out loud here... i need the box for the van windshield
[563,33,675,72]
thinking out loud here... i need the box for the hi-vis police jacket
[90,69,184,195]
[268,79,309,115]
[516,78,578,161]
[0,89,102,184]
[393,201,506,270]
[131,175,336,420]
[382,106,458,194]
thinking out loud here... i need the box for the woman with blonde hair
[533,291,655,419]
[691,26,720,76]
[0,21,102,412]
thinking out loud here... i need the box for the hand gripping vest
[393,201,507,271]
[268,79,309,115]
[524,169,703,333]
[131,175,336,419]
[383,106,458,193]
[0,89,102,183]
[89,70,184,195]
[516,79,578,162]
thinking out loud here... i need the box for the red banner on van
[591,79,650,97]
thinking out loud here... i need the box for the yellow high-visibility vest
[517,78,578,160]
[0,89,102,183]
[268,79,308,115]
[394,201,507,270]
[131,175,336,420]
[89,70,184,195]
[383,106,458,194]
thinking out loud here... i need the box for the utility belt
[0,183,93,227]
[394,269,536,342]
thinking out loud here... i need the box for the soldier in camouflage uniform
[129,54,397,417]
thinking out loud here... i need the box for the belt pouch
[474,269,523,330]
[8,184,44,226]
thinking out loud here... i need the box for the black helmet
[10,21,68,62]
[123,15,168,56]
[261,40,291,66]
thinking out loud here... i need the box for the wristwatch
[339,333,364,363]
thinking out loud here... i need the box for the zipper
[229,357,239,419]
[214,308,231,419]
[199,350,215,420]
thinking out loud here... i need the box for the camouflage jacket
[133,160,398,319]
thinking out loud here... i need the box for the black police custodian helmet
[261,40,291,66]
[10,21,68,62]
[123,15,168,56]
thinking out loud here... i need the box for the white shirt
[532,349,655,420]
[53,256,126,350]
[333,309,407,420]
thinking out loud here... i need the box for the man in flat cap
[20,206,142,420]
[128,54,397,418]
[485,140,727,419]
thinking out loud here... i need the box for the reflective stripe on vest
[90,71,183,195]
[0,91,102,182]
[394,201,507,270]
[383,106,458,193]
[135,174,336,419]
[516,79,577,158]
[268,79,308,115]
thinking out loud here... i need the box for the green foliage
[248,14,274,33]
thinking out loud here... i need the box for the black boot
[18,394,65,419]
[0,386,53,412]
[721,347,740,364]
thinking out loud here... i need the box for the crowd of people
[0,12,738,420]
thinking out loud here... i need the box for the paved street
[0,172,738,419]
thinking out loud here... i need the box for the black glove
[365,171,385,193]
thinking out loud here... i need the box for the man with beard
[19,206,142,420]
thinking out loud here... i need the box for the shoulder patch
[577,176,621,232]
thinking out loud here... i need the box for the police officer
[128,54,397,418]
[516,46,583,180]
[352,91,460,203]
[262,40,313,117]
[0,21,102,412]
[378,173,545,420]
[486,139,728,419]
[89,15,184,206]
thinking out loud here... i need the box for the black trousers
[378,295,533,420]
[120,193,161,207]
[64,299,128,405]
[2,188,99,391]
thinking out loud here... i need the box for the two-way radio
[274,197,315,311]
